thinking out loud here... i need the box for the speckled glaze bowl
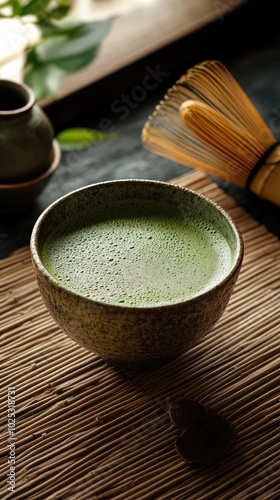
[30,180,244,370]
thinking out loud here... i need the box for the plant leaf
[52,47,99,72]
[56,128,115,150]
[19,0,54,17]
[30,34,101,73]
[38,17,84,37]
[44,2,71,21]
[10,0,71,20]
[23,15,115,99]
[11,0,22,16]
[24,60,66,100]
[35,17,115,62]
[20,11,115,100]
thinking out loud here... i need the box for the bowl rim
[30,179,244,311]
[0,139,61,190]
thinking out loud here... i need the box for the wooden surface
[1,170,279,499]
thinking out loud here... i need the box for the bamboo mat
[1,171,279,500]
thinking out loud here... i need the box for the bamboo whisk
[141,60,280,207]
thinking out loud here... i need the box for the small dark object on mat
[168,398,237,466]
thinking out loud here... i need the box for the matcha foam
[42,199,233,307]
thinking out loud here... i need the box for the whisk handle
[250,144,280,207]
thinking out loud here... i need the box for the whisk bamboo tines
[141,60,280,207]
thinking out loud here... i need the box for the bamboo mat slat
[0,171,279,500]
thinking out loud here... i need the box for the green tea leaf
[56,128,115,150]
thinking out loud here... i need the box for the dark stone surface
[1,2,280,259]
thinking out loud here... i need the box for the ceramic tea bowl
[30,179,244,370]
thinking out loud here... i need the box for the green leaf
[19,0,53,17]
[9,0,71,19]
[38,16,83,37]
[24,60,66,100]
[35,17,115,62]
[56,128,115,150]
[20,11,115,100]
[11,0,22,16]
[1,0,71,19]
[22,16,115,98]
[44,2,71,21]
[52,47,99,72]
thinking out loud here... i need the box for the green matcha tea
[41,199,233,307]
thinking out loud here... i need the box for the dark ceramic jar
[0,79,54,183]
